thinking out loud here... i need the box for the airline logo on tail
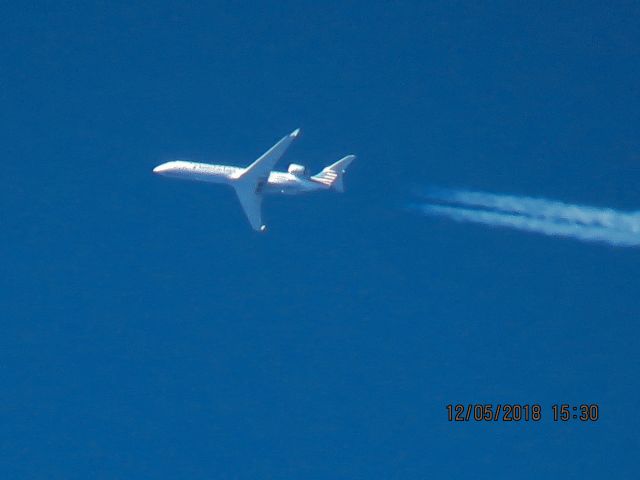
[311,169,338,187]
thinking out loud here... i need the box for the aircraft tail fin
[310,155,356,192]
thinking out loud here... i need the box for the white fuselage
[152,128,354,232]
[153,160,327,195]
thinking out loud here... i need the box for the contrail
[413,188,640,247]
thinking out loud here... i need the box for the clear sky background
[2,1,639,478]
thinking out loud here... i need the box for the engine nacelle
[287,163,308,177]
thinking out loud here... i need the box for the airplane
[152,129,355,232]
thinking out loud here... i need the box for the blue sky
[1,1,639,478]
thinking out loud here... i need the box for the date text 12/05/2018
[446,404,599,422]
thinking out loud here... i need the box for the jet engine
[287,163,308,177]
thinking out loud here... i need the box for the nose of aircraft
[153,163,169,174]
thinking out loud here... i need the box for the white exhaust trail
[414,188,640,247]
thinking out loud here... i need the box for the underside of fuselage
[261,172,326,195]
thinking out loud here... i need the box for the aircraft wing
[234,185,265,232]
[240,128,300,183]
[232,128,300,231]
